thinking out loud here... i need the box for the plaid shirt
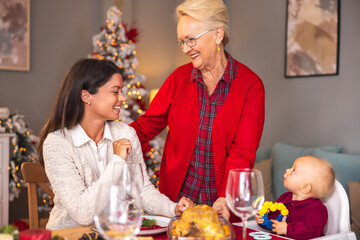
[177,52,238,206]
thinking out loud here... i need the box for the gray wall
[1,0,359,157]
[0,0,102,140]
[226,0,360,154]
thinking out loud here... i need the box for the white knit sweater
[43,121,176,230]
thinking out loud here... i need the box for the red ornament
[13,219,29,231]
[123,22,139,43]
[136,99,146,111]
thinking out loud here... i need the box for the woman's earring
[217,45,220,52]
[87,102,91,105]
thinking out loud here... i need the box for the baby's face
[283,157,313,193]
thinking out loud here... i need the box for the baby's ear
[301,183,312,194]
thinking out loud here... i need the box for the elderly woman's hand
[174,197,194,216]
[212,197,230,220]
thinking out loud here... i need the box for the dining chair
[21,162,54,229]
[316,179,357,240]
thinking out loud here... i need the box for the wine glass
[94,162,144,240]
[226,168,265,240]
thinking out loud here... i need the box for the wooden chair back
[21,162,54,229]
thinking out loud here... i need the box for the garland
[0,107,38,201]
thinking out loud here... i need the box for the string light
[90,6,163,188]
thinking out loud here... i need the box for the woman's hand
[271,216,287,235]
[174,197,194,216]
[254,212,264,224]
[113,138,132,161]
[212,197,230,221]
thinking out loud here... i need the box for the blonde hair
[175,0,230,46]
[302,156,335,198]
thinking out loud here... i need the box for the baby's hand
[255,212,264,224]
[271,216,287,235]
[174,197,194,216]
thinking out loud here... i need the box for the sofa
[254,142,360,239]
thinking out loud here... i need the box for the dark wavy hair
[37,58,123,164]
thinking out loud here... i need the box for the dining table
[51,224,292,240]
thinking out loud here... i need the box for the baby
[255,155,335,240]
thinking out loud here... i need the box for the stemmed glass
[94,162,144,240]
[226,168,265,240]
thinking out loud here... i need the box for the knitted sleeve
[126,125,176,217]
[43,131,121,227]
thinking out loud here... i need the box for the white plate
[137,215,171,236]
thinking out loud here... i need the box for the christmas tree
[0,107,38,201]
[90,6,162,187]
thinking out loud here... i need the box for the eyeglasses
[176,29,212,48]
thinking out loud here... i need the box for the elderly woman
[130,0,265,220]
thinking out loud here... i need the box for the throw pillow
[348,181,360,235]
[254,158,275,202]
[313,149,360,195]
[255,146,272,162]
[271,142,343,200]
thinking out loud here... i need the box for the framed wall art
[0,0,30,71]
[285,0,340,78]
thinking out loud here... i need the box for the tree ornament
[90,6,164,186]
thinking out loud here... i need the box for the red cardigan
[130,60,265,202]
